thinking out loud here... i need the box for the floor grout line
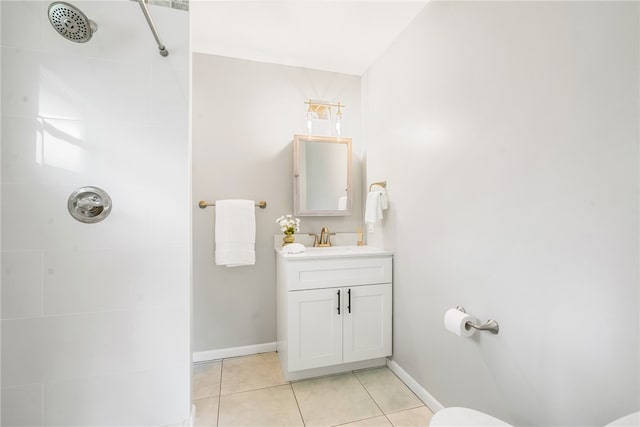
[216,359,223,427]
[218,382,292,398]
[289,382,307,427]
[353,370,394,427]
[330,414,389,427]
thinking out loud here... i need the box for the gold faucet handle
[308,233,319,246]
[317,228,334,247]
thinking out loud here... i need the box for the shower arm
[137,0,168,57]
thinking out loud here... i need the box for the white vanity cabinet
[276,247,393,381]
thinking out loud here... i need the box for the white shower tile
[1,317,45,387]
[1,111,43,184]
[39,117,90,181]
[44,367,189,426]
[1,111,193,192]
[151,59,189,129]
[1,1,44,51]
[1,47,43,118]
[87,120,188,188]
[41,55,151,123]
[42,313,143,381]
[1,183,47,251]
[2,251,43,319]
[41,308,188,382]
[1,383,44,427]
[1,47,152,122]
[3,309,187,387]
[43,248,188,315]
[155,307,191,368]
[2,115,92,185]
[149,6,189,129]
[143,183,190,248]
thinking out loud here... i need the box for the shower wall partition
[1,1,191,425]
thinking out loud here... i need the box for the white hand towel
[364,190,389,232]
[215,199,256,267]
[282,243,306,254]
[365,191,382,225]
[379,191,388,210]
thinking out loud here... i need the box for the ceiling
[190,2,427,76]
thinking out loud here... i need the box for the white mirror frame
[293,134,352,216]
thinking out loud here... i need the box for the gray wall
[363,2,639,426]
[192,54,362,353]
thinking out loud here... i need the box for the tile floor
[193,352,434,427]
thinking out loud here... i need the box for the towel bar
[199,200,267,209]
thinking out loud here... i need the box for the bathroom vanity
[276,246,393,381]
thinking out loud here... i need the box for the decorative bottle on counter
[283,235,295,246]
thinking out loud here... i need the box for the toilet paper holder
[456,306,499,334]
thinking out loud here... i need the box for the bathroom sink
[280,245,393,259]
[305,246,358,252]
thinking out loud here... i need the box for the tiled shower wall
[1,1,190,425]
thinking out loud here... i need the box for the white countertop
[277,245,393,260]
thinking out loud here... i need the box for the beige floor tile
[354,367,423,414]
[292,372,383,427]
[193,361,222,400]
[387,406,434,427]
[194,397,219,427]
[336,416,393,427]
[218,384,304,427]
[220,352,288,395]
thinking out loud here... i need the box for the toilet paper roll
[444,308,477,337]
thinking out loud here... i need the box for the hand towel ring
[369,181,387,192]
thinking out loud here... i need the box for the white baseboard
[386,358,444,413]
[193,342,277,363]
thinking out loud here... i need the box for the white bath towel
[214,199,256,267]
[364,190,388,232]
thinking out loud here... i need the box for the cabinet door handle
[347,289,351,313]
[337,290,341,315]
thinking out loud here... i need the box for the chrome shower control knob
[68,186,112,223]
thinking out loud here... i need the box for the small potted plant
[276,214,301,246]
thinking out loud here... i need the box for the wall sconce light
[303,99,346,136]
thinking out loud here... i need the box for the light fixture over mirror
[293,134,352,216]
[304,99,345,137]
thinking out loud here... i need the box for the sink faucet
[308,233,319,247]
[317,227,332,247]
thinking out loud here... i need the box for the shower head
[48,2,98,43]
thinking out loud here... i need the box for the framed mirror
[293,135,352,216]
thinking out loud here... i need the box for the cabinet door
[343,283,392,363]
[288,288,343,371]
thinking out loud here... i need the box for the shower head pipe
[136,0,168,57]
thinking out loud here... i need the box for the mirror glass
[293,135,352,216]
